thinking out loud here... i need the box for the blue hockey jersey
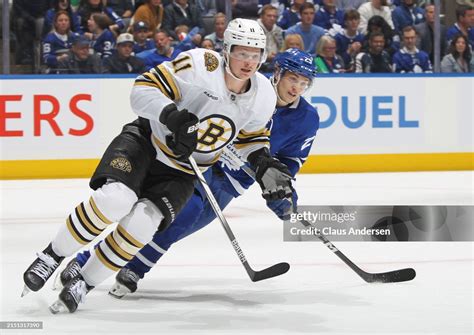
[137,47,185,70]
[133,39,155,55]
[446,24,474,51]
[220,96,320,196]
[392,47,432,73]
[42,31,78,67]
[392,5,425,33]
[91,29,116,58]
[314,6,345,30]
[277,9,300,30]
[334,30,365,66]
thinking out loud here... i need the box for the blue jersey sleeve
[420,52,433,72]
[102,30,116,58]
[72,12,82,34]
[274,112,319,177]
[42,34,57,66]
[392,52,404,73]
[104,7,124,30]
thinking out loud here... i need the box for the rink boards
[0,73,473,179]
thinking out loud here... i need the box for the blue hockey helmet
[273,48,317,81]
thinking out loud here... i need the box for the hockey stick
[188,156,290,282]
[296,219,416,283]
[221,147,416,284]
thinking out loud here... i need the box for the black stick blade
[365,268,416,283]
[250,262,290,282]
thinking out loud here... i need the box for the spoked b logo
[196,114,236,153]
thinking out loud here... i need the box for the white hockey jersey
[130,48,276,174]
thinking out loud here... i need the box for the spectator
[277,0,304,30]
[107,0,134,30]
[77,0,125,35]
[102,33,147,73]
[446,5,474,51]
[43,0,82,37]
[56,35,102,73]
[286,2,326,54]
[88,13,116,58]
[204,12,226,53]
[162,0,205,43]
[391,0,424,34]
[363,15,400,56]
[456,0,474,6]
[358,0,394,34]
[258,4,284,70]
[314,0,345,30]
[133,0,164,38]
[200,38,215,50]
[136,29,184,69]
[196,0,217,16]
[441,35,474,73]
[392,25,432,72]
[131,21,155,54]
[333,9,364,71]
[335,0,366,9]
[42,11,78,72]
[12,0,50,65]
[175,24,190,40]
[415,4,447,65]
[229,0,259,19]
[281,33,305,50]
[314,35,345,72]
[258,0,289,16]
[174,25,201,50]
[107,0,133,18]
[355,32,393,72]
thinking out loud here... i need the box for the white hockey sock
[52,182,138,257]
[81,199,164,287]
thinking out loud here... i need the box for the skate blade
[108,282,131,299]
[52,271,63,291]
[21,285,31,297]
[49,299,69,314]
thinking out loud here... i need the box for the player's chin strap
[220,146,416,284]
[270,71,287,105]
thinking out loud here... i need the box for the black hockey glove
[248,148,293,201]
[159,103,199,160]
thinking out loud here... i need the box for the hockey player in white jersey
[22,18,294,313]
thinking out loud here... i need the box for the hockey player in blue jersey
[57,48,320,298]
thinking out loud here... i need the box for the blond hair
[282,34,304,51]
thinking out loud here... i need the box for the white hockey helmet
[223,18,267,64]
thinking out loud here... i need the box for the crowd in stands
[9,0,474,74]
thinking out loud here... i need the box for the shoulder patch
[110,157,132,173]
[204,52,219,72]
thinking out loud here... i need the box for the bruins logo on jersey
[110,157,132,173]
[204,52,219,72]
[196,114,236,153]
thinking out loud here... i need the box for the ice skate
[109,267,140,299]
[22,243,64,296]
[53,258,82,290]
[49,275,93,314]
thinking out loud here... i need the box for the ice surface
[1,172,473,334]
